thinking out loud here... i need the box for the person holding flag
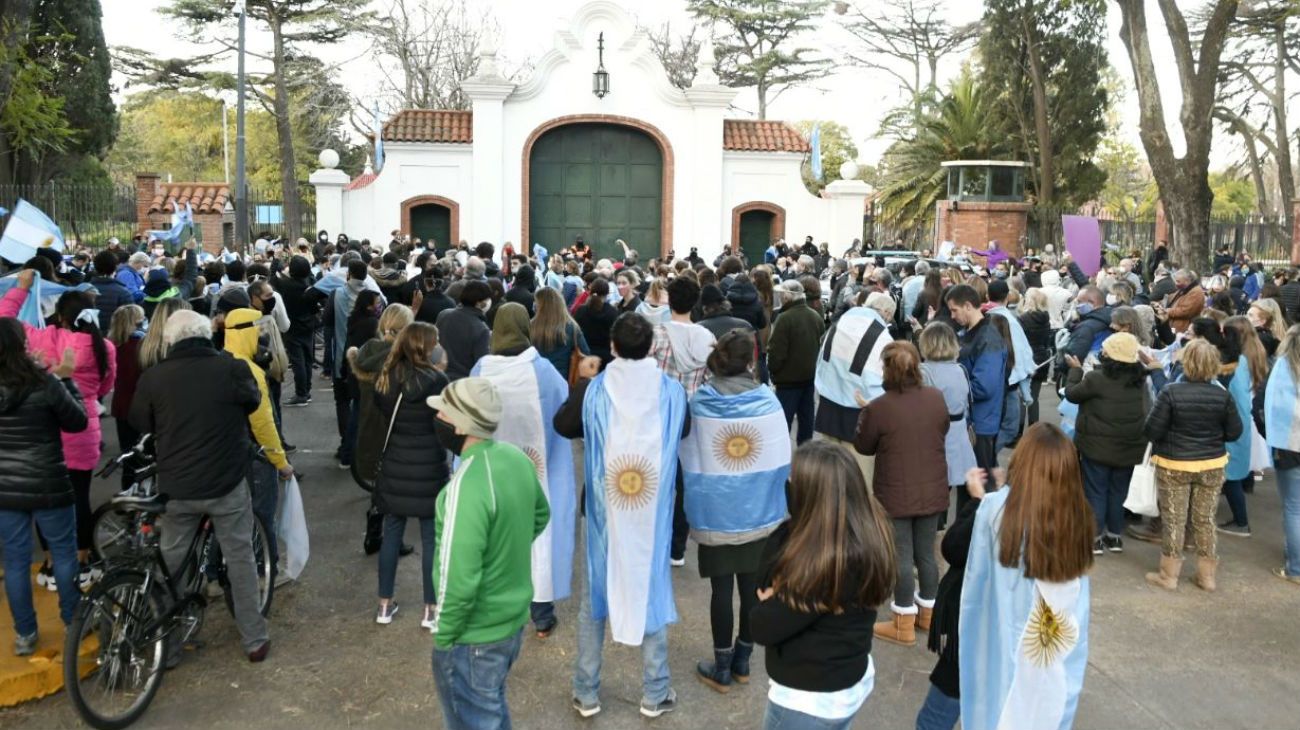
[0,199,63,267]
[679,330,790,693]
[469,302,576,639]
[554,312,687,720]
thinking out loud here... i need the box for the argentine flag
[372,102,385,172]
[0,199,64,264]
[679,383,789,539]
[0,271,93,329]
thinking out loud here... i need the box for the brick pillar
[135,173,160,234]
[1154,200,1168,248]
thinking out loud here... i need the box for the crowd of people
[1,227,1299,729]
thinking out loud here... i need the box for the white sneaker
[376,601,399,625]
[421,606,436,632]
[670,557,686,568]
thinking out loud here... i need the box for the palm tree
[875,71,1013,238]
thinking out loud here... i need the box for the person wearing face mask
[1059,286,1113,374]
[435,280,492,381]
[141,240,199,319]
[427,377,550,730]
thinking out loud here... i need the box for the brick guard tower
[934,160,1031,258]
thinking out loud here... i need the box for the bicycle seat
[111,494,168,514]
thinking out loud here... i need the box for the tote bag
[1123,443,1159,517]
[277,475,310,580]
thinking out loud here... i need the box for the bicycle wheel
[90,503,135,564]
[64,570,168,730]
[222,515,276,618]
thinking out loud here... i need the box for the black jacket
[767,299,824,387]
[415,281,457,325]
[1144,381,1243,462]
[504,285,535,317]
[436,305,491,381]
[928,496,981,699]
[0,374,88,511]
[1279,282,1300,324]
[1064,366,1149,466]
[1062,306,1113,362]
[273,274,321,335]
[574,300,619,365]
[1019,310,1052,377]
[696,312,753,341]
[130,338,261,501]
[751,523,877,692]
[91,275,135,332]
[373,369,451,519]
[726,280,768,332]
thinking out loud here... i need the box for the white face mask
[477,299,491,312]
[1106,294,1119,306]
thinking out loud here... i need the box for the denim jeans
[776,384,816,445]
[1080,456,1134,536]
[995,385,1023,452]
[247,457,280,569]
[530,601,556,631]
[0,506,80,636]
[285,329,314,398]
[914,683,961,730]
[573,589,671,706]
[764,701,855,730]
[378,514,435,604]
[1221,477,1251,527]
[1277,466,1300,577]
[432,629,523,730]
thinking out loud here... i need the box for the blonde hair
[139,297,190,369]
[107,305,145,346]
[918,321,960,362]
[645,278,669,306]
[1250,299,1287,343]
[377,304,414,342]
[1181,339,1222,382]
[531,287,578,351]
[1019,288,1048,314]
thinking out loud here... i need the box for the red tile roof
[723,120,809,153]
[383,110,474,144]
[345,172,377,191]
[148,183,230,215]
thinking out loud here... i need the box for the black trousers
[974,433,999,493]
[710,573,758,649]
[671,462,688,561]
[285,329,314,398]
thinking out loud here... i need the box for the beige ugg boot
[1193,557,1218,592]
[1145,555,1183,591]
[873,606,917,646]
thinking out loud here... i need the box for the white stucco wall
[341,144,473,245]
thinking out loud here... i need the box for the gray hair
[865,291,896,320]
[915,260,931,276]
[128,252,150,268]
[798,255,815,271]
[465,256,486,278]
[339,250,361,267]
[1174,268,1196,285]
[163,310,212,345]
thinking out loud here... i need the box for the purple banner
[1062,215,1102,277]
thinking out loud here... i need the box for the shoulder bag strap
[382,391,403,454]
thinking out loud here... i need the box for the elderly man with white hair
[129,309,273,663]
[116,251,151,303]
[811,288,897,487]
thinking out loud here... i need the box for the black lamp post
[592,32,610,99]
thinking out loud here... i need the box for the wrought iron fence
[0,182,137,249]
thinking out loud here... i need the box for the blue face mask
[1076,302,1095,316]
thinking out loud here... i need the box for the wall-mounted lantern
[592,32,610,99]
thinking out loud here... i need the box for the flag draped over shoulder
[814,306,890,408]
[582,357,685,645]
[0,271,94,329]
[471,348,575,603]
[0,199,64,264]
[959,488,1090,730]
[679,383,789,538]
[1265,357,1300,454]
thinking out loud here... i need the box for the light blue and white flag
[0,199,64,263]
[810,123,823,182]
[814,306,890,408]
[1265,356,1300,453]
[0,271,94,328]
[960,488,1090,730]
[582,357,686,645]
[680,384,789,538]
[988,305,1035,386]
[372,102,385,173]
[471,347,575,603]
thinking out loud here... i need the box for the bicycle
[64,486,276,729]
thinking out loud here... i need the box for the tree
[687,0,831,119]
[644,22,704,90]
[793,120,859,194]
[161,0,372,242]
[1114,0,1239,269]
[365,0,496,111]
[839,0,978,132]
[1209,171,1256,217]
[876,71,1011,237]
[1095,135,1154,222]
[981,0,1109,231]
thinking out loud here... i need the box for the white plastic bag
[1123,444,1159,518]
[277,476,310,580]
[1251,423,1272,472]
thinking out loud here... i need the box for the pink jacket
[1,288,117,470]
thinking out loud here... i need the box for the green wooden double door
[410,204,451,251]
[529,123,662,262]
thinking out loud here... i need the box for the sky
[100,0,1221,172]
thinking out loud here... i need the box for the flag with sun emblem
[581,356,686,645]
[959,488,1090,730]
[471,347,576,604]
[679,383,789,541]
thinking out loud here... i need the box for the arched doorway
[524,117,670,262]
[401,195,459,253]
[732,202,786,265]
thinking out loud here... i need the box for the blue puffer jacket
[958,317,1009,436]
[91,276,135,331]
[115,264,145,303]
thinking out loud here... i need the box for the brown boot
[1193,557,1218,592]
[873,610,916,646]
[916,606,933,633]
[1127,516,1162,544]
[1145,555,1183,591]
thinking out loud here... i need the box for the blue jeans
[530,601,556,631]
[1080,456,1134,536]
[995,384,1023,452]
[764,701,855,730]
[915,683,961,730]
[776,384,816,445]
[1278,466,1300,577]
[1222,477,1250,527]
[432,629,523,730]
[247,457,280,569]
[378,514,435,604]
[573,589,671,706]
[0,506,80,636]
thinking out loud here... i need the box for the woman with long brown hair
[1217,316,1268,538]
[372,322,450,630]
[751,440,895,730]
[956,423,1093,730]
[531,286,590,378]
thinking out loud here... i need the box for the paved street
[3,383,1299,730]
